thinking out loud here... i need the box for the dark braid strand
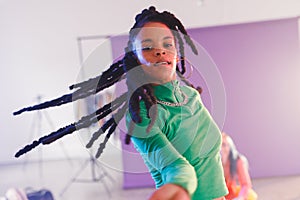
[14,92,127,157]
[14,61,125,116]
[95,102,128,158]
[85,118,115,148]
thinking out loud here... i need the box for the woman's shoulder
[180,85,200,96]
[126,99,169,125]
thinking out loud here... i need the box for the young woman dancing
[14,6,228,200]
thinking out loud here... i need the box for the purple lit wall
[110,17,300,188]
[188,17,300,178]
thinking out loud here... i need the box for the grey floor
[0,159,300,200]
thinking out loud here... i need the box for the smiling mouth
[153,61,171,66]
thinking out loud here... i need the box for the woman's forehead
[135,22,174,41]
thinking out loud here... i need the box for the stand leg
[59,156,115,198]
[22,95,74,178]
[59,159,90,196]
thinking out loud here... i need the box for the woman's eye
[142,46,152,51]
[164,43,173,48]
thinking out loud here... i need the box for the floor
[0,159,300,200]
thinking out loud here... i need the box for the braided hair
[14,6,199,159]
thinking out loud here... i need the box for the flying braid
[14,59,127,157]
[13,60,124,116]
[15,92,127,157]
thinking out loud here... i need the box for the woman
[221,133,257,200]
[14,6,228,200]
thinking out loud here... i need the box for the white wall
[1,0,299,163]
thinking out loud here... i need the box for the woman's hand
[148,184,190,200]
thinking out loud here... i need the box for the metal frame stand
[58,34,115,198]
[59,153,115,198]
[22,95,73,178]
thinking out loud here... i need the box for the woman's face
[221,134,230,164]
[133,22,178,84]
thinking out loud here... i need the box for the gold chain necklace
[156,91,188,107]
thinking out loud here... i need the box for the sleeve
[126,102,197,195]
[142,156,163,187]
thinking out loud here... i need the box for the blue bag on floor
[26,189,54,200]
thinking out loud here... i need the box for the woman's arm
[148,184,190,200]
[126,104,197,196]
[236,157,252,199]
[131,133,197,196]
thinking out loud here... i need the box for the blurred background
[0,0,300,199]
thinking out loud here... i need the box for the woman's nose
[154,48,166,56]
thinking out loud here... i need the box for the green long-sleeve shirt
[126,80,228,199]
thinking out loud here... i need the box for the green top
[126,80,228,199]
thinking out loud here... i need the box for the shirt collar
[153,80,182,102]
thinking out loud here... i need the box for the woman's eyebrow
[141,39,153,43]
[163,36,173,40]
[141,36,173,43]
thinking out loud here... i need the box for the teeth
[154,62,169,66]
